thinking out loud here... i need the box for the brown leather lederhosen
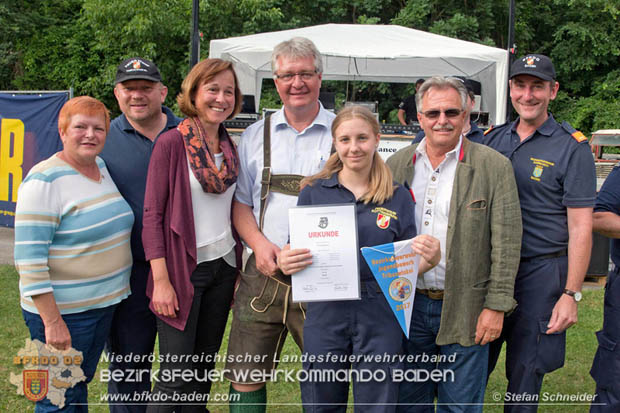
[225,114,337,381]
[224,115,309,382]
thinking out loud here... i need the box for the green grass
[1,264,605,412]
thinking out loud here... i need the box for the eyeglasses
[274,71,318,83]
[421,109,463,119]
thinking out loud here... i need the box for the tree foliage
[392,0,505,46]
[0,0,82,90]
[2,0,619,132]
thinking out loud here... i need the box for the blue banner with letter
[361,240,419,338]
[0,92,67,227]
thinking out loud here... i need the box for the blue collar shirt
[100,106,181,261]
[483,114,596,258]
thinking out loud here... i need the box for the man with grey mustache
[387,76,521,412]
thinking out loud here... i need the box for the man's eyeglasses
[421,109,463,120]
[274,71,318,83]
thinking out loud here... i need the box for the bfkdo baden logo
[23,370,48,401]
[10,338,86,408]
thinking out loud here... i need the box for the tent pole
[506,0,516,123]
[190,0,200,69]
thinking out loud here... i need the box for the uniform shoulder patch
[560,121,588,143]
[483,121,509,136]
[571,130,587,142]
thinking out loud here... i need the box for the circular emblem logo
[389,277,412,302]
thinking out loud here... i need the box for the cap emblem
[525,56,538,67]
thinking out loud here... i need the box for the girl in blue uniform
[278,106,441,412]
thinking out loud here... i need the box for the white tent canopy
[210,24,508,124]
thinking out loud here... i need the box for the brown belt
[416,288,444,300]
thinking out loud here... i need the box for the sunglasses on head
[421,109,463,119]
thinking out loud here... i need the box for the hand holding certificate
[287,204,360,302]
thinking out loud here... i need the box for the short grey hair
[271,37,323,75]
[416,76,468,113]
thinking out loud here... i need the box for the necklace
[193,117,221,155]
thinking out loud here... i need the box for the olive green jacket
[386,139,521,346]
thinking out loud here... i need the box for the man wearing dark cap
[411,77,484,144]
[484,54,596,412]
[397,78,425,125]
[100,57,181,412]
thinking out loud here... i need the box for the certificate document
[288,203,360,302]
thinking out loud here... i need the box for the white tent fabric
[209,24,509,124]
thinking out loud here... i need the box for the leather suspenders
[258,115,304,231]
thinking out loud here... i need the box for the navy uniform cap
[115,57,162,84]
[510,54,556,81]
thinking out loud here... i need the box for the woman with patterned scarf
[142,58,244,412]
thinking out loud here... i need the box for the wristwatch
[563,289,582,302]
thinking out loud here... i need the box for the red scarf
[178,117,239,193]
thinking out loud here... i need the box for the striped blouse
[14,154,134,314]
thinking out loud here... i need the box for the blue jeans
[22,305,117,413]
[398,293,488,413]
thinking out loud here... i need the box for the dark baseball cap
[510,54,556,81]
[453,77,478,98]
[115,57,162,84]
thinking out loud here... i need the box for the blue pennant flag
[361,240,419,338]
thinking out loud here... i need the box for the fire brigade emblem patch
[23,370,48,402]
[377,214,390,229]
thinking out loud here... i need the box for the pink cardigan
[142,126,242,330]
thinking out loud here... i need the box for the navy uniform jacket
[482,114,596,259]
[589,149,620,401]
[297,174,417,283]
[595,165,620,268]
